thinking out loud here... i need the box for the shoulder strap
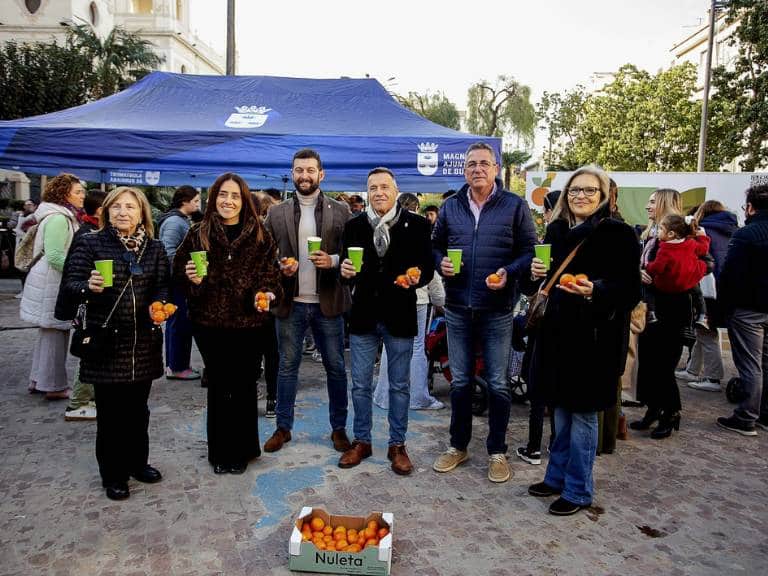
[540,241,584,295]
[100,275,133,328]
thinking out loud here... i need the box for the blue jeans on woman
[350,322,413,446]
[445,307,513,454]
[544,407,598,506]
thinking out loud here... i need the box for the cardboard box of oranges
[288,507,393,575]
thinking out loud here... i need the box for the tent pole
[226,0,236,75]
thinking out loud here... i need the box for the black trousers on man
[93,380,152,486]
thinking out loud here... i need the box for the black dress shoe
[629,408,661,431]
[106,482,130,501]
[650,412,681,439]
[131,465,163,483]
[228,462,247,474]
[528,481,562,497]
[213,463,228,474]
[548,497,589,516]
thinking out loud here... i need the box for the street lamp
[697,0,730,172]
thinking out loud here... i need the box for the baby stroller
[426,308,528,417]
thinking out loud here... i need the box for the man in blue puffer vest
[432,142,537,483]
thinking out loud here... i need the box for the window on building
[132,0,153,14]
[181,64,187,73]
[89,2,99,26]
[25,0,41,14]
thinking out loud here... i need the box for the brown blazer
[264,192,352,318]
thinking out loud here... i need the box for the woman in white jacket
[20,174,83,399]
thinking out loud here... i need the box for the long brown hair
[694,199,726,222]
[198,173,262,251]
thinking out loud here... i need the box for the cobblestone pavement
[1,279,767,576]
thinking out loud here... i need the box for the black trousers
[193,324,261,466]
[637,292,692,414]
[254,316,278,402]
[93,380,152,485]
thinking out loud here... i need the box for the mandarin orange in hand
[151,310,167,324]
[150,301,164,312]
[559,273,576,286]
[283,257,297,267]
[394,274,410,289]
[163,302,177,316]
[406,266,421,281]
[487,273,502,285]
[574,273,589,284]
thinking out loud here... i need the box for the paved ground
[1,278,767,576]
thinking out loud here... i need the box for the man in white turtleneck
[263,149,353,455]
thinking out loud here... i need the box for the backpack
[14,223,42,272]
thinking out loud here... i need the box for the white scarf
[366,203,401,257]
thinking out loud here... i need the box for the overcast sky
[190,0,710,154]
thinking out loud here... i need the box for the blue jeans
[728,308,768,423]
[544,407,598,506]
[350,323,413,445]
[445,307,513,454]
[165,285,194,372]
[275,302,348,432]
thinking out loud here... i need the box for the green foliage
[537,86,588,170]
[0,25,163,121]
[395,91,461,130]
[0,39,93,120]
[501,150,531,189]
[711,0,768,171]
[572,64,720,171]
[466,75,536,146]
[67,24,164,99]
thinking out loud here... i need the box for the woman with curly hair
[21,173,84,399]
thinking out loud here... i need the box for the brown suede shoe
[338,441,372,468]
[263,428,291,453]
[387,444,413,476]
[330,429,352,452]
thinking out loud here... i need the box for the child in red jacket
[647,214,710,292]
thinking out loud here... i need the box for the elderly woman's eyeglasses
[567,186,600,198]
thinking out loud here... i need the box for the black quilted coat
[56,227,170,385]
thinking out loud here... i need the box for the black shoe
[228,462,247,474]
[717,415,757,436]
[131,465,162,483]
[548,497,589,516]
[105,482,130,500]
[213,463,228,474]
[516,446,542,465]
[650,412,681,439]
[528,481,561,497]
[265,399,276,418]
[629,408,660,431]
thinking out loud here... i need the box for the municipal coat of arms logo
[417,142,439,176]
[225,105,273,129]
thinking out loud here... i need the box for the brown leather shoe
[338,441,372,468]
[387,444,413,476]
[330,429,352,452]
[263,428,291,453]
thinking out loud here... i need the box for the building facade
[0,0,224,74]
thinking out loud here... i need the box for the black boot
[651,412,681,439]
[629,407,661,431]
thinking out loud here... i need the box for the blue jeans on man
[275,302,348,432]
[728,308,768,423]
[350,322,413,445]
[445,307,513,454]
[544,407,598,506]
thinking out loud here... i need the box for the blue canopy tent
[0,72,500,192]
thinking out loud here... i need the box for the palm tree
[67,24,164,99]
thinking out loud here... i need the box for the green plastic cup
[307,236,322,254]
[190,250,208,277]
[94,259,113,287]
[348,246,364,272]
[535,244,552,271]
[447,248,462,274]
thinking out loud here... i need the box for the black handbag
[70,276,132,360]
[526,241,584,331]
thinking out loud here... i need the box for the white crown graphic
[235,105,272,114]
[418,142,438,153]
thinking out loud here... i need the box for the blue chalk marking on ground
[252,466,326,528]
